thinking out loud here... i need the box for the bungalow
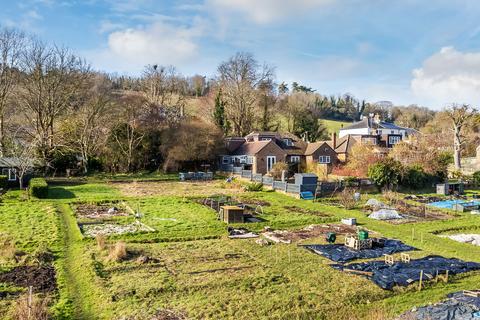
[221,132,338,175]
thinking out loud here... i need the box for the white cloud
[411,46,480,108]
[86,19,205,74]
[206,0,333,24]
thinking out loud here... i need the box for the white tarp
[443,234,480,246]
[369,209,403,220]
[365,198,388,209]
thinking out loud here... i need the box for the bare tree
[445,104,478,170]
[140,65,187,127]
[60,73,112,173]
[17,40,90,169]
[9,127,37,189]
[217,52,274,136]
[0,27,25,156]
[109,95,145,172]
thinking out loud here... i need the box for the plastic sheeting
[398,291,480,320]
[443,234,480,247]
[369,209,403,220]
[365,198,387,208]
[303,239,416,263]
[332,255,480,290]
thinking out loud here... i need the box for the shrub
[401,165,429,189]
[13,294,50,320]
[96,235,107,251]
[108,241,127,262]
[338,188,357,210]
[473,171,480,186]
[0,175,7,189]
[29,178,49,198]
[269,162,289,180]
[367,158,403,190]
[244,182,263,192]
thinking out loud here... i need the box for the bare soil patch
[263,224,358,243]
[283,205,329,217]
[113,181,243,197]
[0,265,56,293]
[75,203,129,219]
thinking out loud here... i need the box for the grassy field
[1,178,480,319]
[320,119,352,135]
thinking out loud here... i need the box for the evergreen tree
[213,89,229,134]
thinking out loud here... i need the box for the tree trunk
[0,114,4,157]
[454,128,462,170]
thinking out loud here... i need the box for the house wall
[254,143,287,174]
[307,144,338,166]
[339,128,369,138]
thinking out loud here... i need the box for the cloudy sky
[2,0,480,109]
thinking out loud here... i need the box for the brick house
[221,132,339,174]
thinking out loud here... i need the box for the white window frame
[388,135,401,145]
[319,156,331,164]
[290,156,300,163]
[266,156,276,171]
[260,137,272,141]
[8,168,17,181]
[283,138,293,146]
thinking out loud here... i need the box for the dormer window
[283,138,293,146]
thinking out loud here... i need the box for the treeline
[0,27,437,174]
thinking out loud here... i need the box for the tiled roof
[305,141,330,155]
[231,140,272,156]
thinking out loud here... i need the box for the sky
[2,0,480,109]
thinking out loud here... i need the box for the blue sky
[2,0,480,109]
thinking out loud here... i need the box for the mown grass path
[56,203,110,320]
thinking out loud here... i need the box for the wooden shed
[219,205,244,224]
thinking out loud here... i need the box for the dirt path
[56,204,110,319]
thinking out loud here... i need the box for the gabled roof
[334,135,356,154]
[304,141,332,155]
[231,140,272,156]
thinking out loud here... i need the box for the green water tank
[326,232,336,243]
[358,230,369,240]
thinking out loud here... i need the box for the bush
[367,158,403,190]
[0,175,7,189]
[473,171,480,186]
[29,178,49,198]
[338,188,357,209]
[401,165,429,189]
[108,241,127,262]
[269,162,289,180]
[244,182,263,192]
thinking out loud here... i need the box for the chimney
[332,132,337,149]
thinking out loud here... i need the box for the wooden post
[418,270,423,291]
[28,285,33,319]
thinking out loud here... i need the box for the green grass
[320,119,352,135]
[0,201,59,253]
[47,183,121,201]
[3,180,480,319]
